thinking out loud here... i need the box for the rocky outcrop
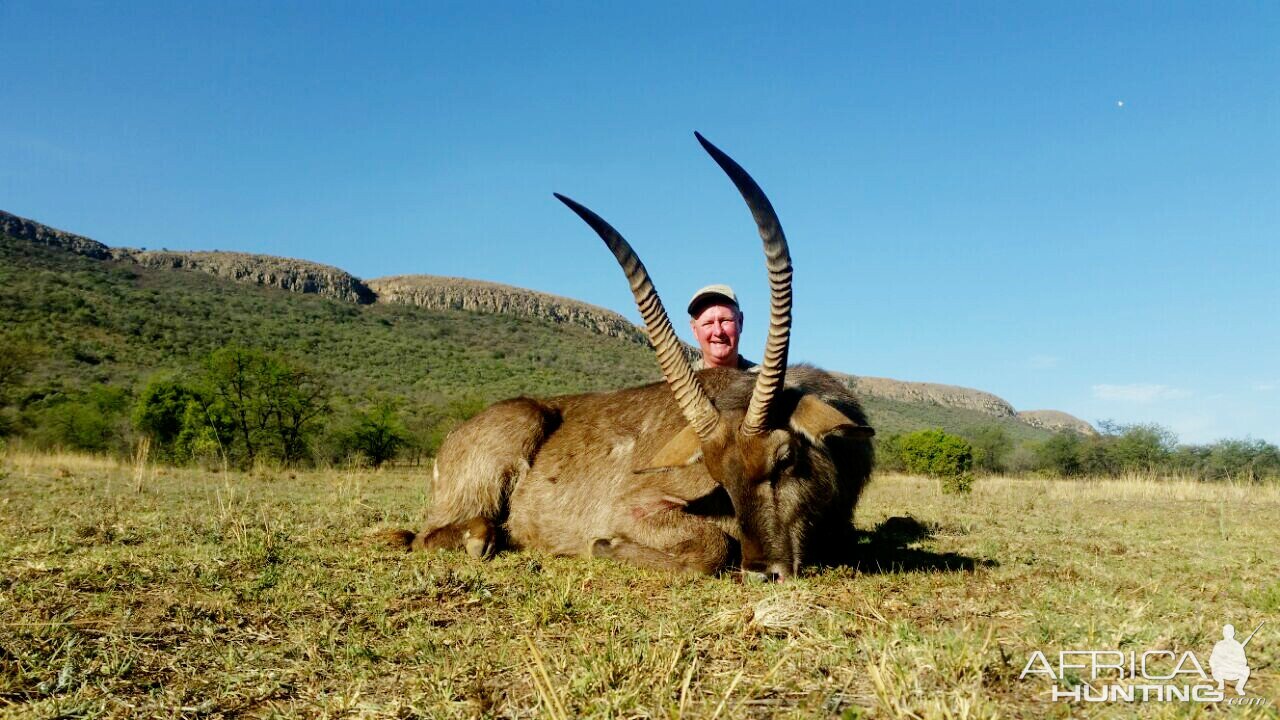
[842,374,1018,418]
[369,275,651,346]
[839,374,1096,433]
[1017,410,1097,436]
[1,210,375,304]
[130,250,376,304]
[1,209,115,260]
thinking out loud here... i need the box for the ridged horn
[554,193,720,440]
[694,132,792,435]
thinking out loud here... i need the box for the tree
[202,346,330,467]
[35,386,130,453]
[1204,438,1280,482]
[0,337,36,436]
[205,346,271,465]
[1104,422,1175,473]
[1035,432,1083,476]
[874,433,907,473]
[967,425,1012,474]
[133,375,201,451]
[340,400,410,468]
[261,362,330,465]
[0,340,34,402]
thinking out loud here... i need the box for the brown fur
[402,365,873,578]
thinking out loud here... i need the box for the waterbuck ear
[789,395,875,443]
[635,425,704,473]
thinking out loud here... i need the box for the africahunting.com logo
[1020,621,1271,706]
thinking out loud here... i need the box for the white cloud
[1091,383,1191,403]
[1254,383,1276,392]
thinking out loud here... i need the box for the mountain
[0,209,1092,440]
[368,275,649,347]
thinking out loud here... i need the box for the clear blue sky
[4,2,1277,444]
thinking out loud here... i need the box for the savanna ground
[1,452,1277,719]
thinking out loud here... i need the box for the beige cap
[687,284,739,316]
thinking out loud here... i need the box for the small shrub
[940,473,974,495]
[897,428,974,494]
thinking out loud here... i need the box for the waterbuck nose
[766,563,790,583]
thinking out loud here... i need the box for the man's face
[690,302,742,368]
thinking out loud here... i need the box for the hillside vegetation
[0,234,660,400]
[0,216,1070,461]
[0,233,664,463]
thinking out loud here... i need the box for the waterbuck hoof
[590,537,618,559]
[464,536,490,559]
[463,518,496,560]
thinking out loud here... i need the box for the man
[1209,623,1253,696]
[687,284,757,371]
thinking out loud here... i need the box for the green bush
[967,425,1012,474]
[897,428,974,494]
[940,472,974,495]
[32,386,131,453]
[1172,438,1280,483]
[874,434,907,473]
[1034,432,1083,476]
[133,376,203,457]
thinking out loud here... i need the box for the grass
[2,451,1278,718]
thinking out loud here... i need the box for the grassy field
[2,452,1277,718]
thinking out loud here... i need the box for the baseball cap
[687,284,739,316]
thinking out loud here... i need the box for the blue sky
[3,2,1277,443]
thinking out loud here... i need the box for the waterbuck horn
[554,193,720,440]
[694,132,793,435]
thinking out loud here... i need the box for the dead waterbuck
[395,133,874,581]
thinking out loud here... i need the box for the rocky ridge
[1,210,374,304]
[1016,410,1098,436]
[3,208,1095,434]
[368,275,649,346]
[2,209,117,260]
[130,250,376,304]
[844,374,1018,418]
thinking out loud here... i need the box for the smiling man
[687,284,757,371]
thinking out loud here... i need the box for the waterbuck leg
[591,525,733,576]
[411,517,499,559]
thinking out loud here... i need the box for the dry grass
[1,453,1277,718]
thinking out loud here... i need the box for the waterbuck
[395,133,874,581]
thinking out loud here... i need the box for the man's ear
[635,425,703,473]
[789,395,875,443]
